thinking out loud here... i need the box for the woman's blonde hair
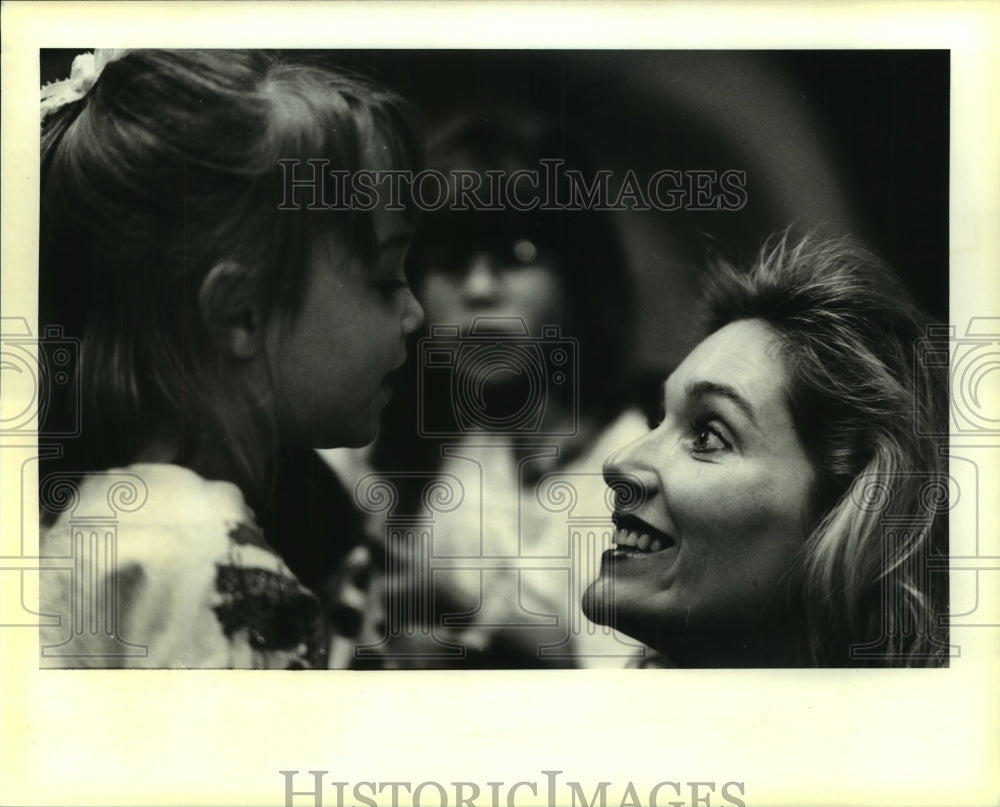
[704,232,949,666]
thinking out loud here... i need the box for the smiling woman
[583,232,950,668]
[594,318,819,665]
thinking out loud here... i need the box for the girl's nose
[461,254,501,303]
[401,286,425,335]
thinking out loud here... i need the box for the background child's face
[267,208,424,448]
[417,242,564,339]
[411,212,565,339]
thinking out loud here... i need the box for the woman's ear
[198,262,265,360]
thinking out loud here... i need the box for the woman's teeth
[612,526,668,554]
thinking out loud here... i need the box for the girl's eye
[420,250,465,277]
[690,417,732,453]
[374,279,408,300]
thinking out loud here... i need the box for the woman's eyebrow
[685,380,759,427]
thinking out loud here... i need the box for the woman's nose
[461,254,501,303]
[602,432,658,511]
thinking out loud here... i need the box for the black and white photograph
[2,3,998,806]
[33,46,951,671]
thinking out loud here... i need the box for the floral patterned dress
[39,464,328,669]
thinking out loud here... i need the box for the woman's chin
[581,576,615,628]
[582,579,689,657]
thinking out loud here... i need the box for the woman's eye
[690,419,731,453]
[648,401,666,430]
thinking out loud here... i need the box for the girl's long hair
[40,50,422,511]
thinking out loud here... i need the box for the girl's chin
[375,380,393,406]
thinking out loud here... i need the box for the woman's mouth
[610,513,676,555]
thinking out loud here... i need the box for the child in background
[38,50,424,668]
[326,112,650,668]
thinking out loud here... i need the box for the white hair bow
[41,49,128,121]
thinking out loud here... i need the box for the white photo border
[2,3,998,806]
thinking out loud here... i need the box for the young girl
[38,50,424,668]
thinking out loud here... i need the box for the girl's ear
[198,262,265,359]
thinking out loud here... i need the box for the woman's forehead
[665,319,789,410]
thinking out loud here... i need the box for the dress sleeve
[39,518,327,669]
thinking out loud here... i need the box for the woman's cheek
[669,463,739,531]
[679,469,773,552]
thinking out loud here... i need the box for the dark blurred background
[42,49,949,373]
